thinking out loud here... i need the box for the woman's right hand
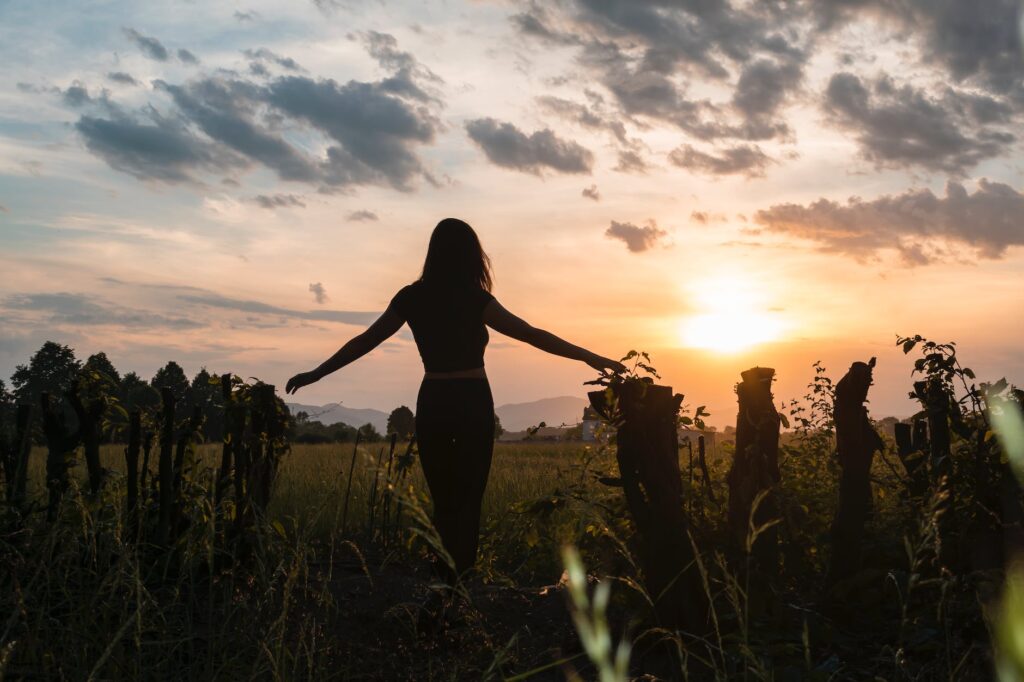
[286,370,320,395]
[586,354,626,375]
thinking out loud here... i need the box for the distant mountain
[495,395,588,431]
[286,402,390,433]
[286,395,590,434]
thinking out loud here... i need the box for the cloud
[614,150,649,174]
[242,48,302,72]
[668,144,772,177]
[605,220,667,253]
[66,36,442,191]
[347,209,378,221]
[582,184,600,201]
[253,193,305,209]
[123,27,169,61]
[75,110,245,183]
[537,93,629,144]
[179,293,379,325]
[362,31,441,103]
[824,72,1016,174]
[107,72,139,86]
[465,118,593,174]
[308,282,329,304]
[266,75,439,189]
[234,10,259,21]
[177,48,199,65]
[3,292,202,329]
[514,2,809,146]
[813,0,1023,102]
[754,179,1024,264]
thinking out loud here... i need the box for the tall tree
[0,378,12,425]
[386,405,415,439]
[494,413,504,440]
[189,368,224,441]
[151,361,189,409]
[358,423,383,442]
[10,341,81,405]
[83,352,121,385]
[120,371,158,412]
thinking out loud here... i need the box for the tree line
[0,341,425,444]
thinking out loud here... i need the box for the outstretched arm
[483,299,625,373]
[286,308,405,394]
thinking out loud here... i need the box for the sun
[678,275,786,353]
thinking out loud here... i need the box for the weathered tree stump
[727,367,781,577]
[828,358,884,586]
[589,381,710,636]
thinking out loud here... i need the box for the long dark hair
[420,218,493,292]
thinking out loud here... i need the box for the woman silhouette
[286,218,624,583]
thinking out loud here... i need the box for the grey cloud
[605,220,667,253]
[465,118,593,174]
[75,110,245,183]
[107,72,139,86]
[347,209,378,221]
[180,293,379,325]
[123,28,169,61]
[537,94,628,144]
[814,0,1023,102]
[234,10,259,21]
[516,1,809,145]
[614,150,649,174]
[362,31,440,103]
[177,49,199,65]
[62,84,94,107]
[308,282,328,304]
[156,78,320,182]
[3,292,202,329]
[754,179,1024,264]
[267,76,439,189]
[582,184,600,201]
[668,144,772,177]
[253,193,305,209]
[824,72,1015,174]
[67,36,441,191]
[243,48,302,72]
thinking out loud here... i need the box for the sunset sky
[1,0,1022,427]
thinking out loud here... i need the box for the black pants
[415,378,495,580]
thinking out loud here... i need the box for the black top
[389,280,495,372]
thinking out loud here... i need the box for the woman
[286,217,624,582]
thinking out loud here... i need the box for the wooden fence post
[68,382,106,495]
[125,410,141,537]
[2,404,33,510]
[913,378,955,567]
[157,388,175,547]
[828,358,884,586]
[727,367,782,577]
[41,392,80,521]
[216,374,233,504]
[894,420,929,497]
[589,381,709,636]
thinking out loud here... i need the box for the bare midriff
[423,366,487,380]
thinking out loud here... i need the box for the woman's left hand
[286,370,320,395]
[586,354,626,375]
